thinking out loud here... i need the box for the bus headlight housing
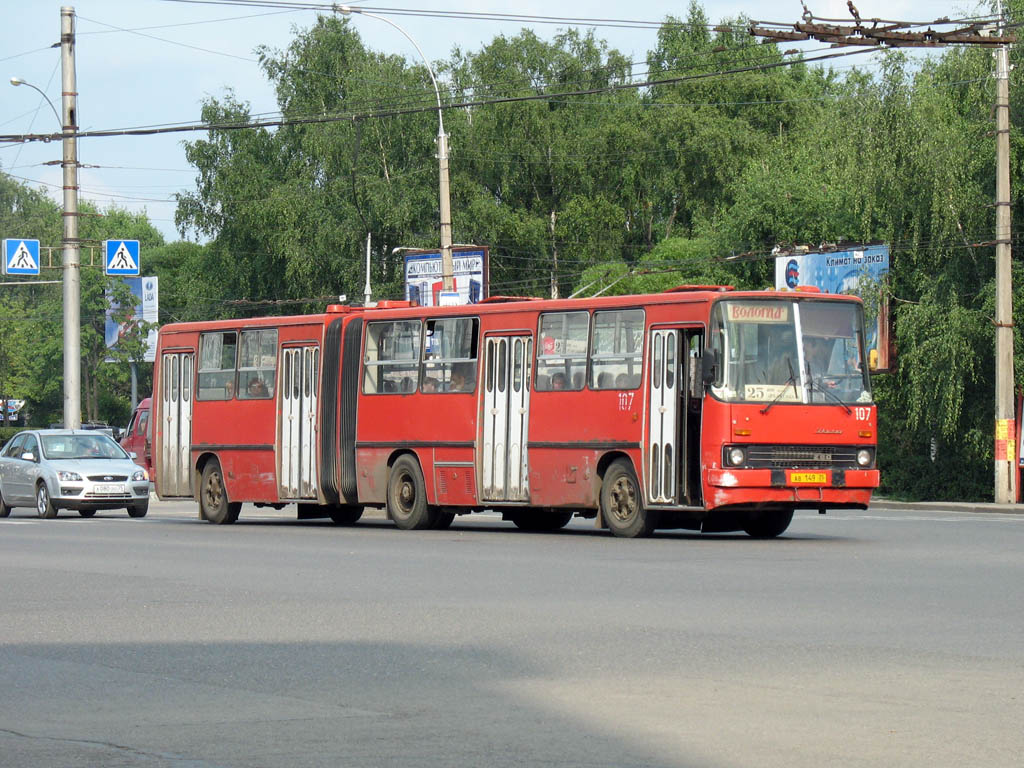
[856,448,873,467]
[728,447,746,467]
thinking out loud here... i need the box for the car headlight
[131,469,149,482]
[728,447,745,467]
[857,448,873,467]
[58,471,82,482]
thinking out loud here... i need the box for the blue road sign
[3,238,41,276]
[104,239,141,276]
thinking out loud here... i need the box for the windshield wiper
[760,357,798,414]
[805,361,852,414]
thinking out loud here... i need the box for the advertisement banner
[774,245,891,371]
[105,276,159,363]
[404,247,488,307]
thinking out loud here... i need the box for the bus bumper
[705,468,879,509]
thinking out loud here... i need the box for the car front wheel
[37,483,58,519]
[0,487,11,518]
[128,500,149,518]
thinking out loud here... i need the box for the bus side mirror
[700,349,718,386]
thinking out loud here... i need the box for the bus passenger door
[279,346,319,499]
[160,351,194,496]
[481,336,531,502]
[648,330,682,505]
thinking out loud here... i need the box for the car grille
[87,474,128,481]
[744,445,862,469]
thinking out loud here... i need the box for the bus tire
[201,460,241,525]
[510,510,573,532]
[601,459,656,538]
[329,505,363,525]
[387,455,432,530]
[743,509,793,539]
[432,510,456,530]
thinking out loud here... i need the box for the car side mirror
[129,451,138,460]
[701,349,719,386]
[21,451,36,462]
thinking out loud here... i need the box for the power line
[0,47,875,145]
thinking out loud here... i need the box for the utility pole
[751,4,1016,503]
[61,6,81,429]
[994,1,1015,503]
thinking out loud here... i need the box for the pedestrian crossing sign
[2,238,41,276]
[104,239,140,276]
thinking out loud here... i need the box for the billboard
[774,244,891,371]
[404,247,488,307]
[105,276,159,363]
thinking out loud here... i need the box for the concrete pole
[337,6,454,292]
[437,128,454,292]
[61,6,81,429]
[994,35,1015,503]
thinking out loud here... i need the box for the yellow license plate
[788,471,827,485]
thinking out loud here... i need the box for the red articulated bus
[151,286,879,537]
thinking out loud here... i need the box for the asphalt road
[1,500,1021,768]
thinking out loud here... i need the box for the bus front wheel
[387,455,432,530]
[601,459,656,538]
[201,460,241,525]
[743,509,793,539]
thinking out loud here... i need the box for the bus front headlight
[728,447,745,467]
[856,448,873,467]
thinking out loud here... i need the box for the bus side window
[422,317,478,393]
[198,331,237,400]
[238,329,278,399]
[364,320,421,394]
[536,311,588,391]
[589,309,644,389]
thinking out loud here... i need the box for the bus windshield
[709,299,872,405]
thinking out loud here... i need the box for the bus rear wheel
[510,510,573,532]
[601,459,656,538]
[743,509,794,539]
[387,455,432,530]
[201,460,241,525]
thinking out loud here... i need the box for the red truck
[120,397,154,484]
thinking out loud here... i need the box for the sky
[1,0,986,245]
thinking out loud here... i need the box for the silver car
[0,429,150,519]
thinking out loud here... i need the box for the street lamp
[9,7,81,429]
[10,77,62,127]
[337,5,455,293]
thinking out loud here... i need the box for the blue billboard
[774,245,891,371]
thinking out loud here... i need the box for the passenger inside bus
[246,377,269,397]
[449,366,474,392]
[551,372,567,390]
[422,377,439,393]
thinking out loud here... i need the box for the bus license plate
[93,483,124,494]
[788,471,827,485]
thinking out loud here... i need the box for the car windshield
[41,434,128,460]
[709,298,872,405]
